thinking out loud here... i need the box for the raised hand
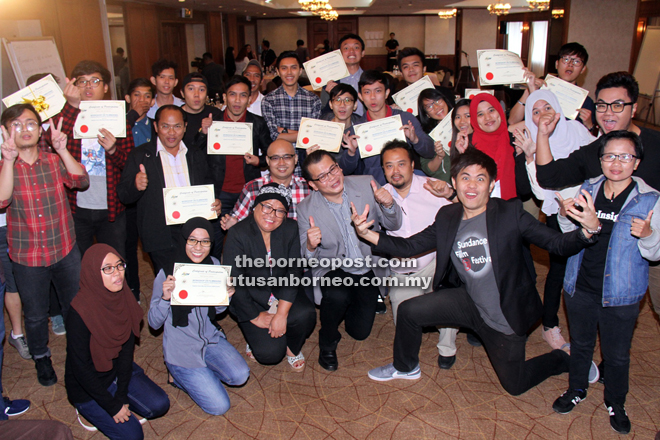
[162,275,176,301]
[135,164,148,191]
[51,118,68,153]
[577,108,593,129]
[306,144,321,155]
[1,126,18,162]
[98,128,117,155]
[512,127,536,161]
[560,190,600,233]
[371,180,394,208]
[306,216,322,251]
[211,198,222,216]
[350,201,374,238]
[401,120,418,144]
[455,131,469,154]
[201,113,213,135]
[341,131,359,156]
[538,112,560,138]
[244,152,259,166]
[221,214,238,231]
[423,179,453,199]
[63,77,82,108]
[631,210,653,238]
[433,141,446,160]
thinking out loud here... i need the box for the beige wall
[461,9,497,67]
[389,16,425,51]
[257,19,307,55]
[359,16,389,55]
[567,0,638,96]
[425,16,456,55]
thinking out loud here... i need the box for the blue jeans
[74,363,169,440]
[166,337,250,416]
[12,246,81,358]
[0,278,7,421]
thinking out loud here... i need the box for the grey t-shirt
[77,138,108,210]
[450,212,514,335]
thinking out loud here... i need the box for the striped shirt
[230,172,310,221]
[261,85,322,142]
[157,139,190,188]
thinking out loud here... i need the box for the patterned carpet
[2,246,659,439]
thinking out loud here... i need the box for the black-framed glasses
[332,97,355,106]
[423,99,447,112]
[259,202,287,218]
[268,154,295,162]
[600,153,637,163]
[312,164,340,183]
[186,238,212,247]
[595,101,634,113]
[10,121,40,132]
[560,56,584,67]
[101,262,127,275]
[75,78,103,88]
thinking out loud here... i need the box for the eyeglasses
[259,202,287,218]
[101,262,127,275]
[600,153,637,163]
[10,121,40,132]
[595,101,634,113]
[159,123,184,132]
[74,78,103,88]
[268,154,295,162]
[312,163,340,183]
[186,238,212,247]
[423,99,447,112]
[560,56,584,67]
[333,97,355,106]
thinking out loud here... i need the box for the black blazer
[374,198,592,336]
[117,138,211,253]
[224,215,302,323]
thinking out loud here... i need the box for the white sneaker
[542,326,567,350]
[368,363,421,382]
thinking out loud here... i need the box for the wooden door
[307,17,358,55]
[160,23,188,96]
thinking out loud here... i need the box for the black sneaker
[466,332,482,347]
[375,293,387,314]
[605,400,631,434]
[552,389,587,414]
[34,356,57,387]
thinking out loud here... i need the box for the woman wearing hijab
[65,244,169,440]
[224,184,316,372]
[514,89,595,351]
[417,88,455,182]
[149,217,250,416]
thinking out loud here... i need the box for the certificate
[171,263,231,306]
[541,74,590,120]
[303,50,349,90]
[354,115,406,159]
[207,121,253,155]
[296,117,345,153]
[163,184,217,225]
[428,111,454,155]
[2,74,66,121]
[477,50,525,86]
[464,88,494,100]
[392,76,435,116]
[73,100,126,139]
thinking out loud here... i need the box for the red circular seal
[213,143,221,150]
[365,145,373,152]
[315,77,322,84]
[80,125,89,133]
[469,94,475,99]
[172,211,180,219]
[407,108,413,113]
[448,141,452,148]
[486,72,494,81]
[302,137,309,144]
[179,290,188,299]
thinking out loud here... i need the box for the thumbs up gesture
[306,216,322,252]
[631,210,654,238]
[371,180,394,209]
[135,164,148,191]
[201,113,213,135]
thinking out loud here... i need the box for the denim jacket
[561,176,660,306]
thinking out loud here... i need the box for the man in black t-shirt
[385,33,398,71]
[179,73,222,148]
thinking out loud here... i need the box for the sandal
[245,344,256,362]
[287,352,306,372]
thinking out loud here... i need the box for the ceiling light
[487,3,511,15]
[527,0,550,11]
[551,8,564,19]
[437,8,456,19]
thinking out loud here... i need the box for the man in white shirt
[243,60,265,117]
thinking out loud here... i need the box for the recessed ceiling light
[263,12,267,15]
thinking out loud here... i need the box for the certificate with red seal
[73,100,126,139]
[207,121,253,155]
[392,76,435,116]
[163,184,217,226]
[428,111,454,155]
[477,50,525,86]
[354,115,406,159]
[171,263,231,306]
[295,117,345,153]
[303,50,349,90]
[464,88,494,100]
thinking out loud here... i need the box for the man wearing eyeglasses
[118,105,219,274]
[58,60,134,259]
[536,71,660,321]
[321,34,366,117]
[297,150,402,371]
[220,139,310,230]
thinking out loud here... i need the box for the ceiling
[111,0,542,19]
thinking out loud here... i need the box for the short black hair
[154,104,187,125]
[126,78,155,97]
[358,70,388,92]
[417,88,454,132]
[1,103,42,129]
[450,98,471,157]
[397,47,425,69]
[26,73,60,86]
[262,40,271,48]
[71,60,111,84]
[329,83,358,101]
[302,149,337,182]
[450,147,497,184]
[297,39,304,47]
[380,140,414,167]
[224,75,251,94]
[276,51,301,69]
[557,42,589,65]
[116,47,124,54]
[151,59,178,78]
[596,71,639,104]
[202,52,213,60]
[338,33,365,51]
[598,130,643,161]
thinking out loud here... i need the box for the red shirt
[222,111,246,194]
[0,151,89,266]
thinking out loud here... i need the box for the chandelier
[437,8,457,19]
[487,3,511,15]
[299,0,328,12]
[551,8,564,18]
[527,0,550,11]
[321,7,338,20]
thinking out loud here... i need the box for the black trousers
[394,287,570,396]
[211,191,240,261]
[124,204,141,300]
[73,208,126,258]
[542,214,568,328]
[237,287,316,364]
[318,269,379,351]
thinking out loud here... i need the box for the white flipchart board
[2,37,67,91]
[633,27,660,97]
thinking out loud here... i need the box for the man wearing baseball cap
[180,72,222,148]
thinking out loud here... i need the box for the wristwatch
[585,223,602,235]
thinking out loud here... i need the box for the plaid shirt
[230,172,310,221]
[0,152,89,267]
[58,102,132,221]
[261,85,322,142]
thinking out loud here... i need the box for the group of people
[0,33,659,439]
